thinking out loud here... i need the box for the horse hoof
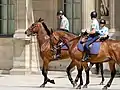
[83,85,87,88]
[102,86,107,90]
[40,84,45,88]
[72,81,77,87]
[50,80,55,84]
[76,85,81,89]
[99,82,104,85]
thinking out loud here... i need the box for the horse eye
[32,24,34,26]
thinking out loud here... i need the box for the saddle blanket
[77,40,101,54]
[61,44,68,50]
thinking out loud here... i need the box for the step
[10,69,29,75]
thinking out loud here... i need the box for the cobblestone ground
[0,71,120,90]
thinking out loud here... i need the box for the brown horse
[25,18,104,88]
[25,18,78,87]
[50,30,105,88]
[50,30,120,90]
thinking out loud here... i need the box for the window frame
[63,0,82,34]
[0,0,15,37]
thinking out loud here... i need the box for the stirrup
[82,54,90,61]
[54,55,60,60]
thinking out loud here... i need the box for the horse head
[25,18,51,36]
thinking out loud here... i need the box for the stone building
[0,0,120,74]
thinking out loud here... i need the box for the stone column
[25,0,40,74]
[95,0,101,19]
[81,0,95,32]
[26,0,34,28]
[109,0,116,38]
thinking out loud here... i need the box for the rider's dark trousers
[84,35,99,53]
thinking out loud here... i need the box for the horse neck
[60,32,79,48]
[61,32,77,41]
[37,27,49,47]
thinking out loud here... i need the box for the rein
[51,32,81,47]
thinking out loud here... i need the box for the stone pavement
[0,70,120,90]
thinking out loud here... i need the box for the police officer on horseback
[54,10,70,59]
[99,19,109,41]
[82,11,100,61]
[57,10,70,32]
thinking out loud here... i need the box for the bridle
[29,23,41,34]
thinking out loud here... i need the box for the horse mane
[58,30,78,38]
[41,22,51,36]
[68,31,79,36]
[38,18,51,36]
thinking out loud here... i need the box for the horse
[50,30,120,90]
[25,18,104,88]
[50,30,105,88]
[25,18,79,87]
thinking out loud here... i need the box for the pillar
[25,0,40,74]
[81,0,95,32]
[109,0,116,38]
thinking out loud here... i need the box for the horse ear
[50,28,53,34]
[38,18,44,22]
[41,18,44,22]
[38,18,41,22]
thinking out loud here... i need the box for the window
[0,0,15,36]
[63,0,82,34]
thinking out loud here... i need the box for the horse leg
[102,61,116,90]
[74,66,84,86]
[76,66,83,89]
[74,67,80,86]
[95,63,100,74]
[99,63,105,85]
[83,63,94,88]
[66,61,76,87]
[40,61,55,87]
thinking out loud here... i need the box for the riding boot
[82,51,90,61]
[54,46,61,60]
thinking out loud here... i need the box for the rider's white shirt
[90,18,99,32]
[99,26,109,37]
[60,15,69,31]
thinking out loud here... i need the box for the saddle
[77,35,109,54]
[77,39,101,55]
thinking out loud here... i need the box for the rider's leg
[56,46,61,58]
[83,36,99,61]
[55,42,63,59]
[83,43,90,61]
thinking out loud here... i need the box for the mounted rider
[54,10,70,59]
[99,19,109,41]
[82,11,100,61]
[57,10,70,32]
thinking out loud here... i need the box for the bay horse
[25,18,78,87]
[50,30,105,88]
[25,18,104,88]
[50,30,120,90]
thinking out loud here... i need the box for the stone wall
[0,38,13,74]
[32,0,57,29]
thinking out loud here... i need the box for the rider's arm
[89,21,97,34]
[89,28,96,34]
[100,27,109,38]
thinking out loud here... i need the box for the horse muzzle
[25,31,31,36]
[25,31,27,34]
